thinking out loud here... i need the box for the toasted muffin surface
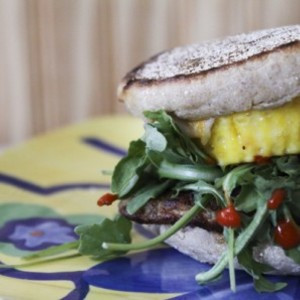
[118,25,300,120]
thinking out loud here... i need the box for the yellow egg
[188,97,300,165]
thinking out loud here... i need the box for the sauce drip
[216,203,241,228]
[254,155,271,165]
[274,219,300,250]
[97,193,118,207]
[267,189,286,210]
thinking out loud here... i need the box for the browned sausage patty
[118,192,222,233]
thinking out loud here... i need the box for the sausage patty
[118,192,222,233]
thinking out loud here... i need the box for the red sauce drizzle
[274,219,300,250]
[254,155,271,165]
[216,203,241,228]
[97,193,118,207]
[205,157,217,165]
[267,189,286,210]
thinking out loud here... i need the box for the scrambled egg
[189,97,300,165]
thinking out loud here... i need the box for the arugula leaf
[24,241,79,260]
[112,140,147,197]
[285,247,300,264]
[238,248,287,293]
[144,110,209,162]
[235,185,259,212]
[143,124,167,152]
[238,247,272,276]
[126,180,172,214]
[2,253,81,269]
[178,180,225,206]
[254,175,297,193]
[158,160,222,182]
[144,110,186,156]
[144,110,175,131]
[227,228,236,292]
[147,149,191,168]
[22,216,132,263]
[254,276,287,293]
[288,190,300,216]
[222,165,253,200]
[255,220,273,243]
[275,156,300,177]
[75,215,132,259]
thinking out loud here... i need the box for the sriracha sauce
[274,219,300,250]
[267,189,286,210]
[216,203,241,228]
[97,193,118,207]
[254,155,271,165]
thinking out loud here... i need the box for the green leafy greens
[17,215,132,265]
[238,247,287,292]
[75,215,132,259]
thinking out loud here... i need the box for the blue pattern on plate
[0,217,77,250]
[83,248,201,293]
[83,248,300,299]
[82,137,127,157]
[0,172,108,194]
[0,236,299,299]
